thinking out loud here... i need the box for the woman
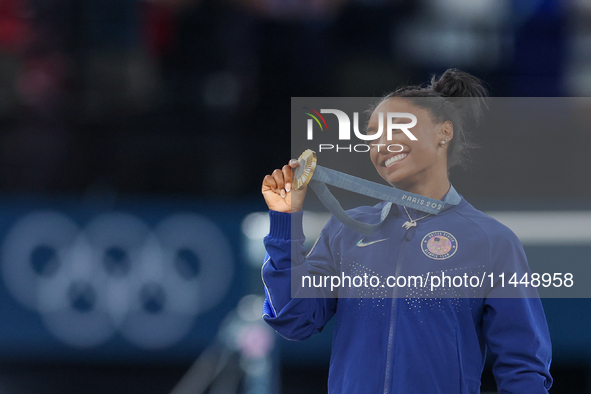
[261,69,552,393]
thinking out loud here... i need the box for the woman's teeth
[385,153,408,167]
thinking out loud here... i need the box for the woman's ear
[440,121,453,142]
[437,121,454,148]
[438,120,454,146]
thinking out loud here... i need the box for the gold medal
[292,149,317,190]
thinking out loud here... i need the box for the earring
[441,138,448,145]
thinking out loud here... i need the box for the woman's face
[367,97,451,189]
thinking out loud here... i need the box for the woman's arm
[483,229,553,393]
[261,210,337,341]
[260,160,337,340]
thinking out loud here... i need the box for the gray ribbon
[307,165,461,236]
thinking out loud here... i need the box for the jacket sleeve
[261,210,338,341]
[482,229,553,393]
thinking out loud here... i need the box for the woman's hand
[262,159,307,213]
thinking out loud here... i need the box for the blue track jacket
[262,196,552,393]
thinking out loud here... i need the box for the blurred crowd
[0,0,587,198]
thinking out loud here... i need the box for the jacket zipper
[383,236,408,394]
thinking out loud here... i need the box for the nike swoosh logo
[357,238,388,247]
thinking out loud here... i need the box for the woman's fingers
[262,174,276,191]
[282,164,292,193]
[261,159,306,213]
[272,169,286,198]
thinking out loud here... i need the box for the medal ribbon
[307,165,461,235]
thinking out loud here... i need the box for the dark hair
[379,68,488,169]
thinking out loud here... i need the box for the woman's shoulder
[454,200,521,244]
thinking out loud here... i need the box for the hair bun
[431,68,488,126]
[431,68,488,98]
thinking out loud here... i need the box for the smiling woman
[366,69,486,200]
[369,98,451,198]
[260,69,553,394]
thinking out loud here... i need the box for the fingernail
[285,182,291,192]
[280,189,286,198]
[290,159,298,166]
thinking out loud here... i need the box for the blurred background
[0,0,590,392]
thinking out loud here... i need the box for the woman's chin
[381,171,407,187]
[377,166,415,189]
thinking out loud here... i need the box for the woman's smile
[383,152,409,168]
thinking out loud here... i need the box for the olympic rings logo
[1,211,234,349]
